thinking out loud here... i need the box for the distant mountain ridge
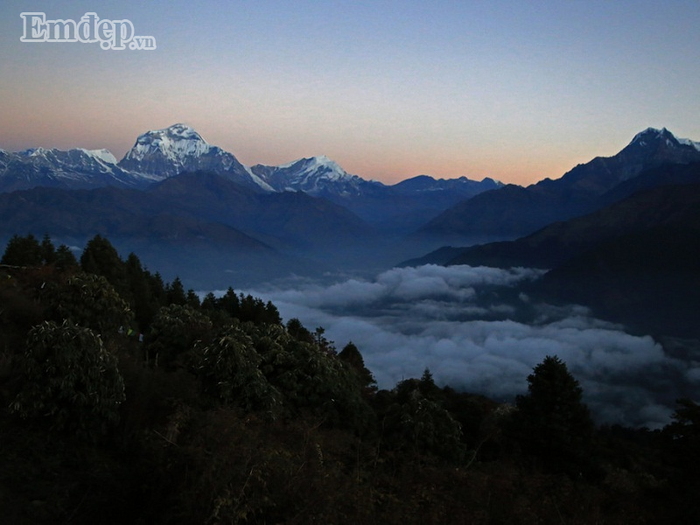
[417,127,700,241]
[0,146,154,192]
[402,168,700,338]
[0,169,379,287]
[3,124,700,290]
[414,162,700,270]
[0,123,502,238]
[251,155,376,196]
[0,123,500,201]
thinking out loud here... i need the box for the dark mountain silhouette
[537,223,700,338]
[404,176,700,338]
[334,175,503,234]
[3,125,700,288]
[1,124,501,242]
[417,128,700,242]
[148,171,373,251]
[414,163,700,269]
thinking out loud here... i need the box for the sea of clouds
[227,264,699,429]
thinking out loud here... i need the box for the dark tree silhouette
[1,234,43,266]
[55,244,79,270]
[80,234,128,297]
[145,304,212,368]
[40,234,56,265]
[165,276,187,306]
[44,272,133,336]
[338,342,377,394]
[510,355,595,475]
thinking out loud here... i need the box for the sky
[238,265,699,429]
[1,0,700,185]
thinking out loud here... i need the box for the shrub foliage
[0,233,693,523]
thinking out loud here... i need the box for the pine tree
[80,234,128,297]
[510,355,595,475]
[165,276,187,306]
[40,234,56,265]
[124,252,158,330]
[338,342,377,394]
[55,244,79,270]
[1,234,43,266]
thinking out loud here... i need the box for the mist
[227,264,697,429]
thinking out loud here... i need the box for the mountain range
[416,127,700,243]
[404,159,700,338]
[0,123,502,285]
[2,124,700,306]
[0,123,500,232]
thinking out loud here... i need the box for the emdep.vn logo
[20,12,156,50]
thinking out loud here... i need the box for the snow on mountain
[26,147,119,174]
[5,124,696,202]
[0,145,155,192]
[1,122,502,198]
[628,127,700,151]
[121,123,211,165]
[677,137,700,152]
[616,127,700,183]
[118,123,273,191]
[277,155,346,180]
[81,148,118,165]
[15,147,118,173]
[253,155,379,196]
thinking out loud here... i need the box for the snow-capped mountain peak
[628,127,700,151]
[18,146,117,168]
[117,123,273,191]
[251,154,375,196]
[308,155,348,180]
[0,144,154,192]
[279,155,350,182]
[122,123,212,164]
[629,127,670,146]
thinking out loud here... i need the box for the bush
[145,304,213,368]
[190,321,281,414]
[44,272,133,336]
[10,320,125,438]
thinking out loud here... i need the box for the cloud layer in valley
[228,264,698,429]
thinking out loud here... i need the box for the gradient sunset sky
[1,0,699,185]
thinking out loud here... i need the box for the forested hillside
[1,234,698,523]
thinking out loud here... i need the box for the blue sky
[1,0,699,184]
